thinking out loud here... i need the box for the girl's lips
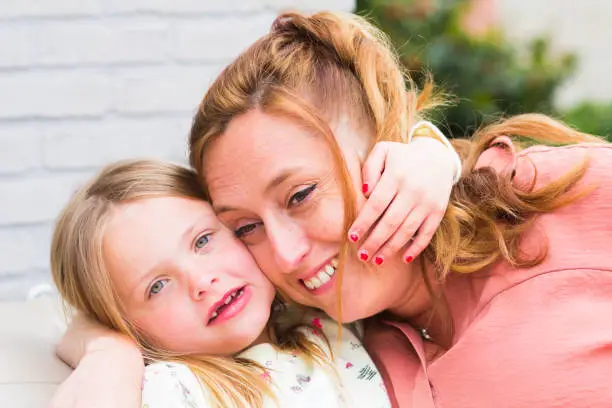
[207,286,251,326]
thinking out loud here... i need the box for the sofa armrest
[0,297,72,408]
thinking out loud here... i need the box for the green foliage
[562,102,612,141]
[355,0,577,138]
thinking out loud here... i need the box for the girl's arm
[349,121,460,265]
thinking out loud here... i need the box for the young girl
[50,124,460,408]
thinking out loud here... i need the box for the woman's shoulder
[142,361,209,408]
[515,142,612,190]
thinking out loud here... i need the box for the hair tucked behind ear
[51,159,333,408]
[189,11,604,327]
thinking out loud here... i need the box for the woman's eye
[289,184,317,207]
[194,233,211,250]
[148,279,168,297]
[235,223,259,238]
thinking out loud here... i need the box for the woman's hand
[55,313,138,367]
[48,345,144,408]
[349,137,458,265]
[48,315,144,408]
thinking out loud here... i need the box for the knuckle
[403,217,422,232]
[370,200,388,214]
[413,233,431,247]
[369,230,388,248]
[380,217,398,231]
[418,194,437,207]
[403,180,425,193]
[384,239,404,256]
[361,239,378,253]
[432,208,446,219]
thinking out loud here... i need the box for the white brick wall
[0,0,354,300]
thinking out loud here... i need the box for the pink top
[364,142,612,408]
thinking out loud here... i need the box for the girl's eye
[194,233,211,250]
[289,184,317,207]
[235,223,260,238]
[148,279,168,297]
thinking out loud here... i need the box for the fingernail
[362,183,368,194]
[359,250,369,261]
[349,232,359,243]
[374,256,384,266]
[404,255,414,264]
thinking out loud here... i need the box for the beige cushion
[0,296,72,408]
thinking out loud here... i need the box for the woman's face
[205,109,416,323]
[103,196,275,355]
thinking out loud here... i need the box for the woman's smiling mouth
[300,257,338,292]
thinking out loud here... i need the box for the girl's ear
[475,136,517,177]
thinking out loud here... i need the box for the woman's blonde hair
[188,11,603,335]
[51,159,331,408]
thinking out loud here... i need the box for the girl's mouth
[207,285,249,325]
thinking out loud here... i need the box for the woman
[187,10,612,408]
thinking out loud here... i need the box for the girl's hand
[349,137,458,265]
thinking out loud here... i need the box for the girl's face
[204,109,417,323]
[103,196,275,355]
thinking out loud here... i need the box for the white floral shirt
[141,313,391,408]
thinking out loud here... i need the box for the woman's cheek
[315,196,346,239]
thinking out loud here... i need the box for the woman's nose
[266,216,311,274]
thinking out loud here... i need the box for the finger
[361,142,390,197]
[348,174,397,244]
[357,194,417,263]
[403,211,445,262]
[372,206,429,265]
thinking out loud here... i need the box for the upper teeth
[303,258,337,290]
[210,289,244,320]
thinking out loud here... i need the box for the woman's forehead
[205,111,331,177]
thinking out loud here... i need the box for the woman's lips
[300,257,338,294]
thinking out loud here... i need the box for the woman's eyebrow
[214,167,305,215]
[264,167,304,194]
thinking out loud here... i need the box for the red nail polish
[362,183,368,194]
[349,232,359,242]
[374,256,384,265]
[359,250,369,261]
[404,255,414,264]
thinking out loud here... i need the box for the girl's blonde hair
[188,11,602,336]
[51,159,330,408]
